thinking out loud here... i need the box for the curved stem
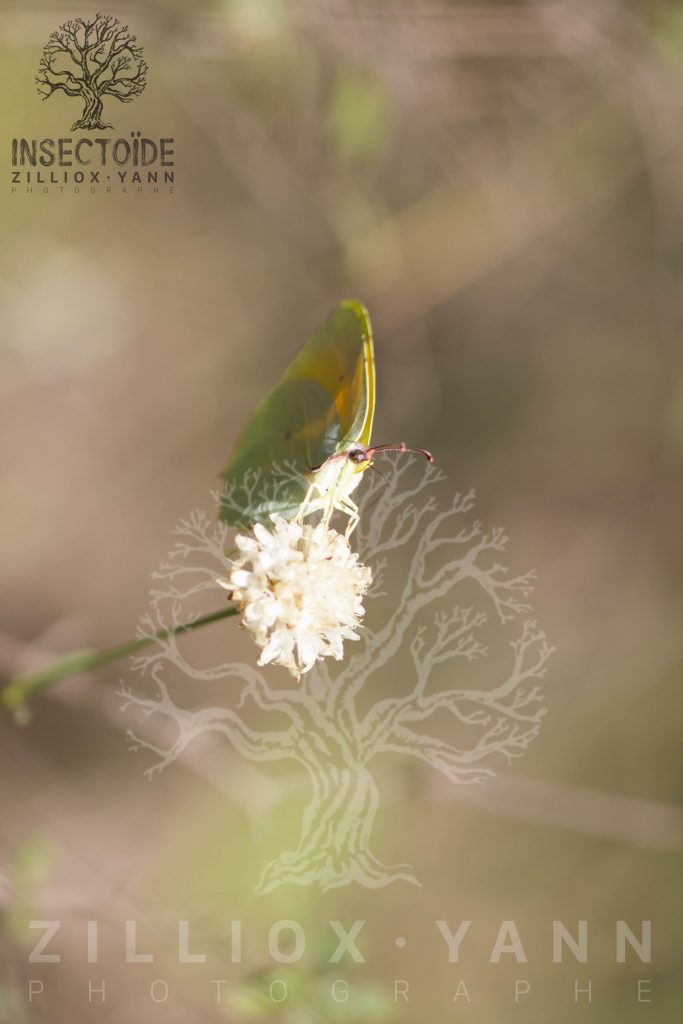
[1,606,238,712]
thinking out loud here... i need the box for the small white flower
[219,515,372,678]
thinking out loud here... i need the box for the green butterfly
[219,300,431,532]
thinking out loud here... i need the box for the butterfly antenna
[308,442,433,474]
[364,442,434,463]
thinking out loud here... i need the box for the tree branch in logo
[120,462,554,892]
[36,13,148,131]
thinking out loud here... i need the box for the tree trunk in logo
[72,91,111,132]
[255,759,418,893]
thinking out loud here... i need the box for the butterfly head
[348,447,373,468]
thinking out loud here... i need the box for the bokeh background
[1,0,683,1021]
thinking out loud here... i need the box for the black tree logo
[36,13,148,131]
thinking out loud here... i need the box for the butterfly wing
[219,300,375,527]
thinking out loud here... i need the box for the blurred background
[1,0,683,1020]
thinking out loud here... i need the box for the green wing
[219,300,375,528]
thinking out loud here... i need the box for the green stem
[1,606,238,713]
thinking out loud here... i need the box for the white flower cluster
[219,515,372,678]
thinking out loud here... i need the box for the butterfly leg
[296,482,317,523]
[334,494,360,537]
[322,493,337,529]
[345,509,360,538]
